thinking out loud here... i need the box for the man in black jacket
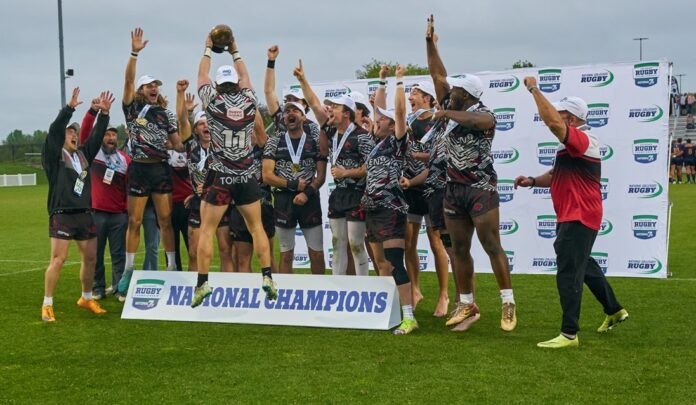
[41,88,114,322]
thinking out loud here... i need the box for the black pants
[171,201,190,271]
[93,211,127,291]
[554,221,623,335]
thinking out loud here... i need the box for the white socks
[166,251,176,270]
[125,253,135,270]
[500,289,515,304]
[402,305,414,320]
[43,296,53,306]
[82,291,92,300]
[460,293,474,305]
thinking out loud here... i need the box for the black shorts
[327,187,364,221]
[273,190,323,229]
[427,189,447,231]
[188,197,230,229]
[404,188,429,217]
[684,158,696,167]
[671,158,683,166]
[49,211,97,240]
[127,161,173,197]
[365,208,406,243]
[229,199,276,243]
[444,182,500,219]
[203,169,260,206]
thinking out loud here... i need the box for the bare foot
[433,296,449,317]
[412,289,424,309]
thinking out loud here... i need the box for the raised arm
[44,87,81,165]
[265,45,281,115]
[425,15,449,103]
[374,64,389,112]
[254,110,268,147]
[176,80,192,142]
[198,34,213,89]
[79,98,99,144]
[294,59,328,126]
[524,76,567,142]
[394,64,407,139]
[83,91,114,163]
[229,39,252,90]
[433,109,495,131]
[123,28,148,105]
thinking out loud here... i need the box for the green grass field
[0,174,694,403]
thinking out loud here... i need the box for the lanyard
[137,104,151,120]
[285,131,307,166]
[407,108,435,128]
[197,147,209,172]
[367,136,388,161]
[65,149,82,174]
[331,123,355,165]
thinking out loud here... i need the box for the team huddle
[40,16,629,345]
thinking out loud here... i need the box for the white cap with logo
[215,65,239,85]
[376,106,395,121]
[348,91,372,115]
[323,95,356,113]
[413,81,437,99]
[194,111,207,125]
[446,74,484,99]
[553,96,589,121]
[136,75,162,89]
[282,87,305,101]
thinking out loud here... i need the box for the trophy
[210,24,234,53]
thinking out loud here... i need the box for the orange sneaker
[77,297,107,314]
[41,305,56,322]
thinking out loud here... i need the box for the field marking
[665,277,696,282]
[0,261,81,277]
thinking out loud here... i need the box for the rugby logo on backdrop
[417,249,429,271]
[494,108,516,131]
[580,70,614,87]
[497,180,515,202]
[538,69,562,92]
[627,258,662,274]
[592,252,610,274]
[627,182,664,198]
[599,144,614,161]
[632,139,659,163]
[600,178,609,200]
[491,147,520,164]
[633,62,659,87]
[505,251,515,272]
[531,257,557,272]
[132,279,166,311]
[499,219,519,235]
[537,142,559,166]
[489,76,520,92]
[294,253,311,266]
[324,87,350,98]
[536,215,557,238]
[628,105,663,122]
[599,219,613,236]
[367,80,380,96]
[632,215,658,239]
[587,103,610,128]
[532,187,552,199]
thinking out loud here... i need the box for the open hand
[131,27,149,53]
[68,87,82,109]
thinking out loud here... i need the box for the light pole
[633,37,648,61]
[675,74,686,92]
[58,0,66,107]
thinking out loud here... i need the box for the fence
[1,173,37,187]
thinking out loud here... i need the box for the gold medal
[292,164,300,172]
[136,117,148,126]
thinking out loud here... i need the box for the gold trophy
[210,24,233,53]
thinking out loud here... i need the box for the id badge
[73,178,84,196]
[103,168,115,185]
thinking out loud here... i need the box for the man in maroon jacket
[79,101,131,302]
[515,78,628,348]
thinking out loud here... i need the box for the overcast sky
[0,0,693,139]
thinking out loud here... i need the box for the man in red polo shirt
[515,78,628,348]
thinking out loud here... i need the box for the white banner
[121,271,401,329]
[285,60,671,278]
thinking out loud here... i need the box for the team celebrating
[40,16,628,346]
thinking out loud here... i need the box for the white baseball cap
[413,81,437,99]
[348,91,372,115]
[136,75,162,88]
[446,74,484,99]
[193,111,207,125]
[323,95,356,113]
[553,96,589,121]
[283,101,306,115]
[215,65,239,85]
[282,87,305,102]
[376,106,395,121]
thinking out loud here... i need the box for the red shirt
[550,125,602,231]
[168,150,192,203]
[80,109,131,213]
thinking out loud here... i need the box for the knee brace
[302,225,324,252]
[384,247,410,285]
[440,232,452,248]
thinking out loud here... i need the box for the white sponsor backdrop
[122,271,401,329]
[286,60,670,278]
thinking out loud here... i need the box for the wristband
[204,47,212,58]
[267,59,276,69]
[379,80,387,88]
[130,51,138,58]
[232,51,241,61]
[527,176,536,187]
[527,86,538,93]
[303,185,315,198]
[396,81,404,87]
[286,179,299,191]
